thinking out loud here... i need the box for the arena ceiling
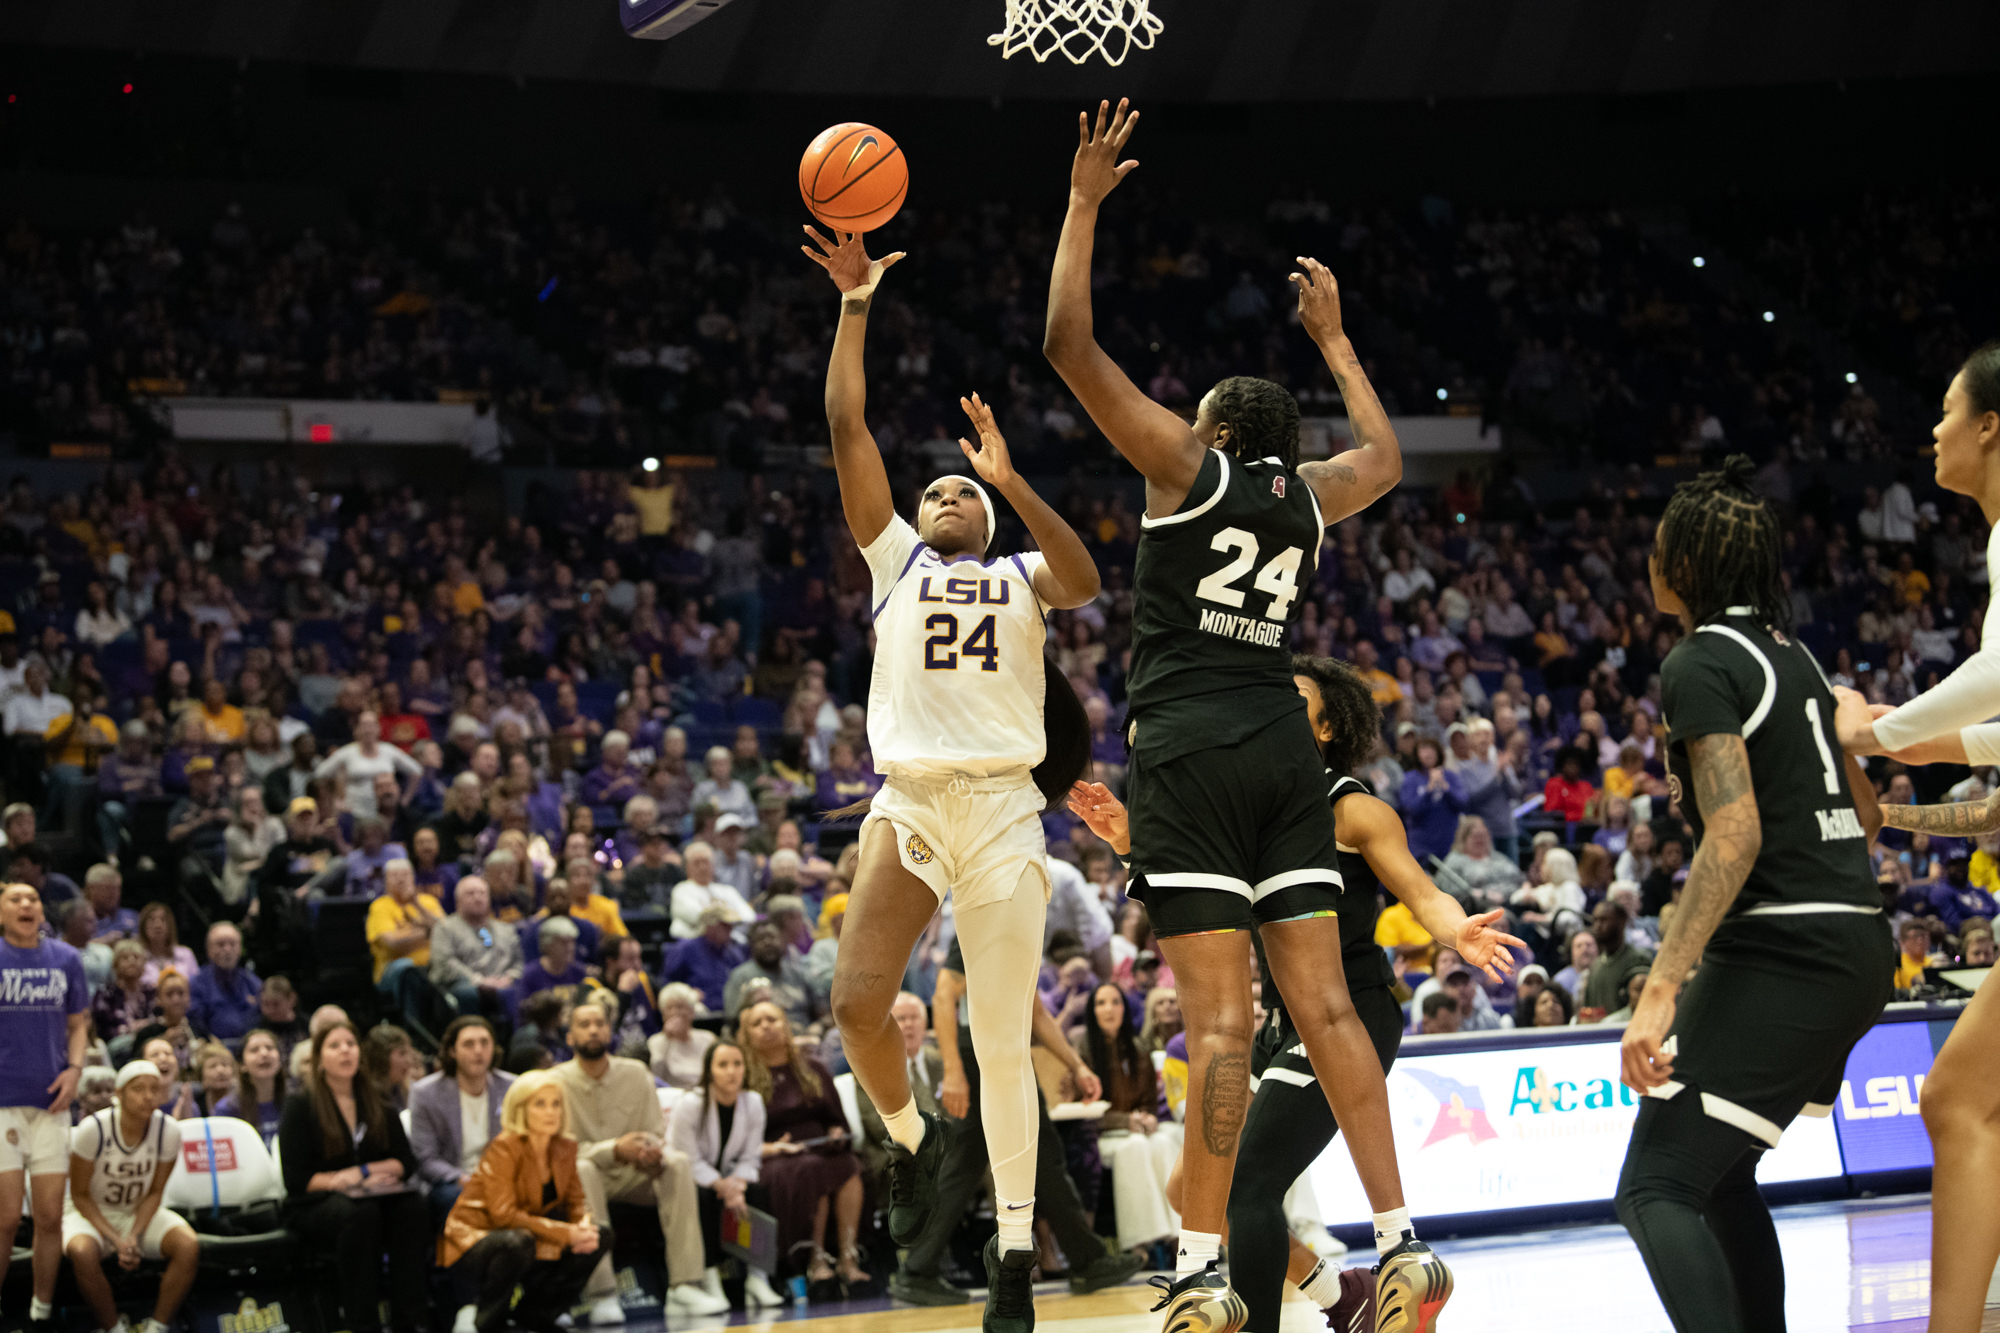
[5,0,1998,102]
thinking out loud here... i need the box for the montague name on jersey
[1198,607,1288,647]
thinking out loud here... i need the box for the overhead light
[1691,256,1705,268]
[1762,311,1775,322]
[1846,372,1859,384]
[1436,388,1448,401]
[642,457,660,472]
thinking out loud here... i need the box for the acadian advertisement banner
[1307,1036,1845,1225]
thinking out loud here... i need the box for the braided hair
[1209,376,1302,472]
[1290,653,1382,775]
[1654,454,1788,630]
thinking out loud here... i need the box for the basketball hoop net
[988,0,1163,66]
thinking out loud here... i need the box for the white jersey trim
[1695,623,1777,738]
[1146,871,1252,898]
[1251,868,1341,897]
[1140,452,1231,530]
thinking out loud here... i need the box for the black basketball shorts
[1127,707,1343,937]
[1252,982,1404,1086]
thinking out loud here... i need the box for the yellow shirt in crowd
[366,893,445,982]
[1374,901,1436,973]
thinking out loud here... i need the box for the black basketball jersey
[1661,608,1877,913]
[1127,449,1323,765]
[1254,773,1395,1014]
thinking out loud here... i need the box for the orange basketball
[799,122,908,233]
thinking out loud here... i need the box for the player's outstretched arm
[804,226,905,548]
[1342,793,1523,984]
[1878,786,2000,837]
[1622,732,1760,1092]
[956,394,1100,611]
[1292,257,1402,524]
[1042,99,1205,504]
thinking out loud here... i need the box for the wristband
[358,1162,370,1180]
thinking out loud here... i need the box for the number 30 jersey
[860,515,1051,784]
[1127,450,1323,764]
[71,1108,179,1215]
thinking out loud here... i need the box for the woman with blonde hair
[440,1070,608,1333]
[646,983,716,1090]
[191,1041,239,1116]
[736,1000,866,1290]
[1136,986,1182,1059]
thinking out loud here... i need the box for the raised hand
[957,394,1016,490]
[1072,99,1140,206]
[801,226,905,300]
[1066,780,1130,852]
[1290,256,1346,346]
[1453,910,1526,984]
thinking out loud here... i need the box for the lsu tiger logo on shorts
[905,833,935,865]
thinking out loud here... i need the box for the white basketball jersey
[860,516,1050,782]
[71,1108,180,1214]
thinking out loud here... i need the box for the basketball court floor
[642,1197,1992,1333]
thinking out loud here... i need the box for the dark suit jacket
[855,1044,943,1181]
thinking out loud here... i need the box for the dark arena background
[2,3,1999,1332]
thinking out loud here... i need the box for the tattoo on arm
[1197,1051,1250,1157]
[1879,793,2000,837]
[1299,461,1358,487]
[1651,733,1761,992]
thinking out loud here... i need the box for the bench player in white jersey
[65,1061,200,1333]
[802,226,1102,1333]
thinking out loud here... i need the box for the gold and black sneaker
[1147,1262,1248,1333]
[1372,1238,1452,1333]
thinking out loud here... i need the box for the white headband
[927,474,995,554]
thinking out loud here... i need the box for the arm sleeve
[1873,647,2000,751]
[409,1092,458,1184]
[859,516,923,612]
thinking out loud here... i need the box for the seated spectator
[223,788,286,908]
[557,856,627,942]
[430,875,525,1019]
[1542,747,1595,824]
[84,864,137,943]
[56,898,111,992]
[737,999,868,1289]
[603,935,659,1056]
[62,1060,201,1333]
[1508,965,1552,1027]
[167,757,231,891]
[344,817,409,899]
[1605,969,1652,1023]
[580,731,643,808]
[410,1016,515,1225]
[1929,846,2000,931]
[440,1070,610,1333]
[1639,836,1686,916]
[803,892,846,995]
[410,825,462,903]
[190,921,262,1046]
[505,991,571,1074]
[692,746,756,825]
[1373,894,1436,975]
[366,859,446,1028]
[95,720,161,861]
[711,816,758,899]
[1136,986,1183,1059]
[648,982,718,1090]
[365,1023,421,1114]
[813,739,880,813]
[92,940,155,1041]
[279,1020,428,1333]
[521,878,603,964]
[1398,738,1466,864]
[1528,982,1574,1027]
[431,773,491,866]
[669,1039,785,1309]
[1602,742,1647,801]
[556,998,729,1318]
[1579,901,1653,1015]
[517,916,589,1006]
[316,711,420,821]
[1419,992,1461,1033]
[136,903,197,987]
[663,906,747,1016]
[1615,822,1658,885]
[479,848,536,922]
[1593,796,1634,856]
[621,827,679,911]
[1552,928,1597,998]
[7,842,78,918]
[669,842,754,940]
[191,1040,239,1115]
[213,1027,287,1144]
[1895,918,1935,989]
[255,976,308,1058]
[71,1065,117,1125]
[141,1036,200,1120]
[725,920,826,1030]
[131,969,208,1075]
[1074,983,1179,1252]
[262,733,321,818]
[1511,847,1587,951]
[1437,816,1524,910]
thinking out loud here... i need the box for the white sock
[996,1196,1035,1254]
[881,1097,925,1154]
[1176,1229,1222,1275]
[1372,1206,1413,1256]
[30,1299,53,1321]
[1300,1258,1343,1309]
[140,1321,168,1333]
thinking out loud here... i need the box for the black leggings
[456,1225,615,1329]
[1615,1090,1785,1333]
[1226,986,1403,1333]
